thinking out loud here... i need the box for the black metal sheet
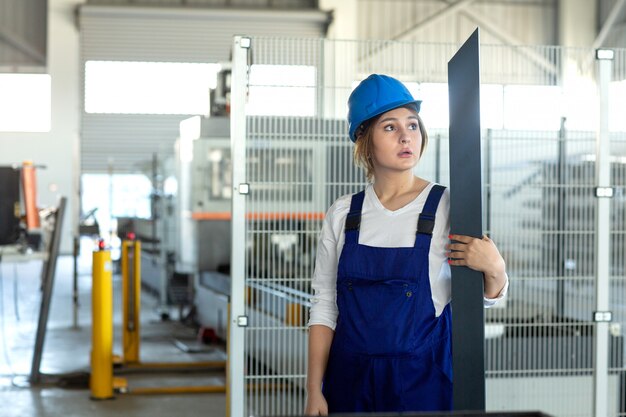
[448,28,486,411]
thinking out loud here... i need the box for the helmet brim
[349,99,422,142]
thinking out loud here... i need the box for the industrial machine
[177,115,335,339]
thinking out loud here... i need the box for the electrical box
[0,166,21,245]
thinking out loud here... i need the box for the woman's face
[370,106,422,176]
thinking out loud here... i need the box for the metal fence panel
[229,37,626,417]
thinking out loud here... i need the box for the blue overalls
[322,184,452,412]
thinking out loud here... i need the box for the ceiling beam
[392,0,476,41]
[459,6,558,77]
[359,0,557,79]
[358,0,476,67]
[592,0,626,50]
[0,27,46,66]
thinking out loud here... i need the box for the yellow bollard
[285,302,303,327]
[226,301,230,417]
[122,239,141,364]
[91,241,114,400]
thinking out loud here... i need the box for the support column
[319,0,357,40]
[559,0,597,47]
[49,0,83,254]
[558,0,598,130]
[319,0,358,120]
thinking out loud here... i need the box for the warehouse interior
[1,1,626,416]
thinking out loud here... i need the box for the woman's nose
[399,127,411,144]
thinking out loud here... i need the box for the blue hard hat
[347,74,421,142]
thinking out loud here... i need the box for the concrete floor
[0,252,227,417]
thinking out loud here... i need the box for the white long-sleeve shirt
[308,182,508,330]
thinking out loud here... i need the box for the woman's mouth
[398,150,414,158]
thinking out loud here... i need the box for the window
[481,84,504,130]
[81,174,153,238]
[418,83,449,129]
[560,78,597,131]
[84,61,220,114]
[349,80,581,132]
[610,80,626,132]
[503,85,562,131]
[246,65,316,116]
[0,74,51,132]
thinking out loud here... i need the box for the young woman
[305,74,508,414]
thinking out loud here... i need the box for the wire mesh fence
[230,36,626,417]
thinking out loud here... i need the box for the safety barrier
[90,237,226,398]
[90,240,114,399]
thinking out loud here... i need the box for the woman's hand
[446,234,507,298]
[304,389,328,416]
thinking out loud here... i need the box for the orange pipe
[123,361,226,370]
[129,385,226,395]
[127,382,291,395]
[191,212,232,221]
[191,212,325,221]
[21,161,40,230]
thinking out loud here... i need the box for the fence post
[229,35,251,417]
[593,49,613,417]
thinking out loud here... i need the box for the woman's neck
[372,172,426,210]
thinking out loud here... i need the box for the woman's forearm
[307,325,334,392]
[484,267,507,298]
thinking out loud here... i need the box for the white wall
[0,0,83,254]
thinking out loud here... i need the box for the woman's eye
[383,125,395,131]
[408,123,418,130]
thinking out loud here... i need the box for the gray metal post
[128,246,136,331]
[153,153,168,312]
[593,50,613,417]
[485,129,492,234]
[435,133,441,185]
[73,235,79,329]
[557,118,567,319]
[448,28,486,411]
[30,197,67,384]
[229,35,250,417]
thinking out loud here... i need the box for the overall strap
[415,184,446,247]
[344,190,365,245]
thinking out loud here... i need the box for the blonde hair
[353,107,428,182]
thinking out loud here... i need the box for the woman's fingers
[446,243,468,251]
[448,234,473,243]
[447,233,505,275]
